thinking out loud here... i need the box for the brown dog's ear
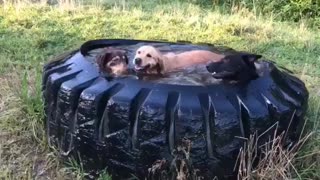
[97,52,112,71]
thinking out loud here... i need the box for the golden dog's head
[133,46,163,74]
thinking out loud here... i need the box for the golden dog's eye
[146,53,152,58]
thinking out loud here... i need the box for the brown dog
[133,45,225,75]
[96,47,129,76]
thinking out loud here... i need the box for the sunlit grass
[0,0,319,179]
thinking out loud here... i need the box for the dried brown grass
[236,122,311,180]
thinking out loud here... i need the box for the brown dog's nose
[134,58,142,65]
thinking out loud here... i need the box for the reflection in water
[137,64,221,86]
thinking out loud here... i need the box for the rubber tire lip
[43,38,309,180]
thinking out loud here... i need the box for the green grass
[0,0,319,179]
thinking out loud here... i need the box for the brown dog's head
[97,48,128,76]
[133,46,163,74]
[206,53,262,83]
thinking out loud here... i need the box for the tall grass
[1,0,320,27]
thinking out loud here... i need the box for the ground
[0,0,319,179]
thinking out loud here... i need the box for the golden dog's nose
[134,58,142,65]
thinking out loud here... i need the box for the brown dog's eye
[146,53,152,58]
[109,62,116,66]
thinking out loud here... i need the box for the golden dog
[133,45,225,75]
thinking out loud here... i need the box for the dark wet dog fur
[206,53,262,83]
[96,47,129,76]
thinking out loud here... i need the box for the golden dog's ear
[155,56,165,75]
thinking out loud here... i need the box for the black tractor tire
[42,39,309,180]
